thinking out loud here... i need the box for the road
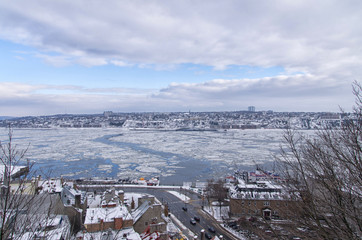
[79,185,238,240]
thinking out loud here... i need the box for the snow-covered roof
[132,201,151,223]
[39,179,63,193]
[78,227,141,240]
[61,185,86,206]
[87,193,102,208]
[0,164,28,181]
[14,214,71,240]
[84,205,132,225]
[230,189,286,200]
[229,178,288,200]
[236,178,282,190]
[124,192,148,209]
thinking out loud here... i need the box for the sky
[0,0,361,117]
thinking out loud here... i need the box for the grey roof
[131,200,150,223]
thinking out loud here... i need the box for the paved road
[79,185,237,240]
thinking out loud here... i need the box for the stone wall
[133,204,164,233]
[229,198,297,219]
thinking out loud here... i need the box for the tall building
[248,106,255,112]
[103,111,113,117]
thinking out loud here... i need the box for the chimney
[200,229,205,240]
[118,190,124,203]
[3,167,9,186]
[75,194,81,208]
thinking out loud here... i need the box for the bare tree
[1,128,69,239]
[205,178,228,216]
[278,82,362,239]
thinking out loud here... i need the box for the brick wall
[123,219,133,228]
[85,220,116,232]
[114,217,123,230]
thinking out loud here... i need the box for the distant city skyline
[0,1,361,117]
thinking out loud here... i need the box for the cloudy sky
[0,0,361,116]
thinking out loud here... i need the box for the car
[205,232,212,239]
[228,221,237,227]
[182,206,187,211]
[194,216,200,221]
[190,218,196,225]
[208,226,216,233]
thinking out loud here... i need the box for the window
[264,201,270,206]
[248,201,251,206]
[145,221,148,226]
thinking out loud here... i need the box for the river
[0,128,286,185]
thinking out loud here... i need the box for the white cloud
[0,82,160,116]
[110,60,133,67]
[0,1,360,115]
[0,0,361,75]
[153,74,354,112]
[0,73,354,117]
[35,53,73,67]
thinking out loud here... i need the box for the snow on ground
[167,191,190,202]
[203,201,251,240]
[203,204,229,221]
[221,225,248,240]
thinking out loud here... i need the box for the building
[248,106,255,112]
[0,164,29,185]
[244,170,281,183]
[131,195,166,236]
[228,176,297,220]
[15,214,71,240]
[84,206,133,232]
[84,189,133,233]
[75,227,141,240]
[103,111,114,117]
[38,178,88,232]
[2,193,68,239]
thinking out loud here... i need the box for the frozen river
[0,128,286,184]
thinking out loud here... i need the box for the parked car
[208,226,216,233]
[228,221,237,227]
[194,216,200,221]
[190,218,196,225]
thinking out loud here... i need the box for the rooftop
[84,205,132,225]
